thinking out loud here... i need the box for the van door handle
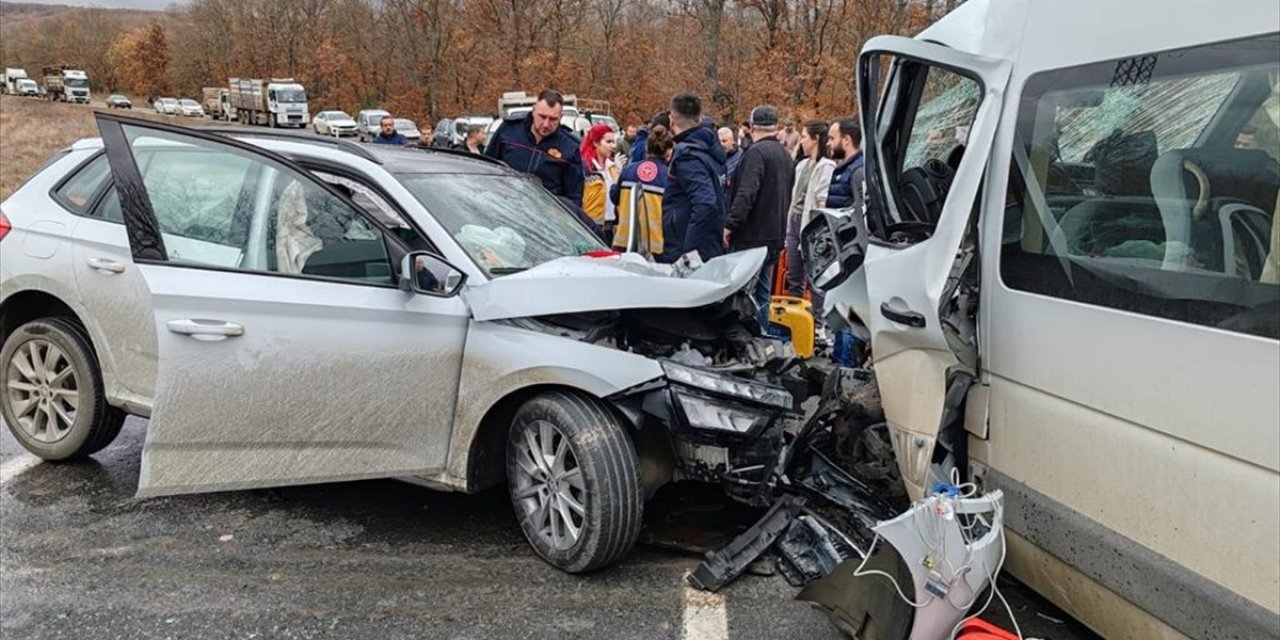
[86,257,125,274]
[166,319,245,341]
[880,301,927,328]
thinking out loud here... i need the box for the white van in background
[804,0,1279,637]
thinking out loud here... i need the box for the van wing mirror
[399,251,467,297]
[800,207,868,291]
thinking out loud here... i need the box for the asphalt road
[1,417,1095,639]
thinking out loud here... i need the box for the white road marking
[682,584,729,640]
[0,455,41,485]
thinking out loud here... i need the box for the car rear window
[52,153,111,214]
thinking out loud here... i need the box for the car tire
[0,318,126,461]
[506,391,642,573]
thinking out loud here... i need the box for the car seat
[1150,147,1279,274]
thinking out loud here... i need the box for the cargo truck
[42,66,90,104]
[202,87,236,121]
[228,77,308,127]
[4,68,29,95]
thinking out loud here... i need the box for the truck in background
[4,68,29,95]
[228,77,308,127]
[495,90,585,136]
[42,66,90,104]
[202,87,236,121]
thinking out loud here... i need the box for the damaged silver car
[0,114,868,575]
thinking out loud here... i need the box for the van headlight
[801,208,867,291]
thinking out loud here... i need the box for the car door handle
[880,301,927,328]
[86,257,125,274]
[166,319,245,340]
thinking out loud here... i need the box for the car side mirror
[800,207,867,291]
[400,251,467,297]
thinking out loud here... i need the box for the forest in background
[0,0,961,125]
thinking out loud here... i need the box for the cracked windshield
[400,174,605,275]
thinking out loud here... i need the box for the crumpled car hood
[465,248,767,321]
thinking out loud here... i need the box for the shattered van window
[398,174,605,276]
[1000,34,1280,340]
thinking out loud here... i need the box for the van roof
[921,0,1276,75]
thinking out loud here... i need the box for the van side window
[1000,34,1280,340]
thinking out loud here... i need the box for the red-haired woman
[581,123,621,239]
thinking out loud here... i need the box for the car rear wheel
[506,391,642,573]
[0,318,125,461]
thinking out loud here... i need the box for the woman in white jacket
[784,120,837,313]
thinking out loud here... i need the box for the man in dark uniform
[485,89,585,210]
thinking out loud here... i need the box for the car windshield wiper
[489,267,529,275]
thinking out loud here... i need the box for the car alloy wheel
[6,338,79,444]
[511,419,587,550]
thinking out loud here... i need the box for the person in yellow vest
[581,124,621,241]
[611,124,675,258]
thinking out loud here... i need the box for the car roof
[68,128,513,177]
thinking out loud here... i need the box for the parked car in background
[177,99,205,118]
[15,79,39,97]
[433,118,456,148]
[153,97,178,114]
[356,109,391,142]
[394,118,420,145]
[313,110,359,137]
[105,94,132,109]
[449,116,495,148]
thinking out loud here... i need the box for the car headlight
[661,361,793,410]
[800,208,867,291]
[672,390,772,435]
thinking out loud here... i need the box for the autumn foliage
[1,0,951,126]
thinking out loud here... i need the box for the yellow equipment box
[769,295,815,359]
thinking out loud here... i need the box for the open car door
[94,114,470,497]
[856,37,1011,499]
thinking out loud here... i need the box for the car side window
[1000,33,1280,340]
[53,153,112,214]
[114,124,395,285]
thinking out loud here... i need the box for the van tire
[0,318,126,461]
[506,391,642,573]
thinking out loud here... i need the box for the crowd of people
[481,88,866,334]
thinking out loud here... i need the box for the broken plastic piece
[686,494,805,592]
[774,514,857,587]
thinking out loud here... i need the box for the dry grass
[0,95,233,201]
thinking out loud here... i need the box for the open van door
[856,37,1011,499]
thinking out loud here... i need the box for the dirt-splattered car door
[94,113,470,498]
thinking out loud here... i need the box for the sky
[5,0,185,10]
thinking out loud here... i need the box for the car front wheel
[0,318,126,460]
[507,391,642,573]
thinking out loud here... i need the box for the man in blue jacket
[372,116,408,146]
[660,92,727,264]
[485,89,585,208]
[826,117,865,209]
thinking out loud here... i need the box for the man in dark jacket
[724,105,795,327]
[485,89,585,207]
[826,117,865,209]
[661,92,727,263]
[629,111,670,164]
[372,116,408,146]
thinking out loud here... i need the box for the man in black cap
[724,104,795,328]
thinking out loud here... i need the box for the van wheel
[0,318,125,461]
[506,391,642,573]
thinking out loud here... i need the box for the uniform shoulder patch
[637,160,658,182]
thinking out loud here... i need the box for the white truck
[228,77,308,127]
[4,68,29,95]
[42,66,90,103]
